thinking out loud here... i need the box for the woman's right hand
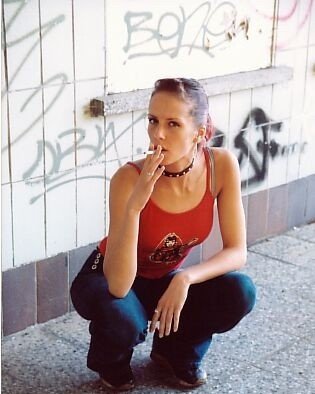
[127,145,165,213]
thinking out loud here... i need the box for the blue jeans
[70,249,256,375]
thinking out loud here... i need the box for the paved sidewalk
[2,223,315,394]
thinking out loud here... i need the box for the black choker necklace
[159,157,195,178]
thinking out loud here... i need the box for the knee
[226,272,256,316]
[94,291,149,348]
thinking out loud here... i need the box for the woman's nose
[153,124,166,140]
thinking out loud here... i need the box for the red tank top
[99,148,215,279]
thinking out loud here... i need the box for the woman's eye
[148,118,157,125]
[169,121,179,127]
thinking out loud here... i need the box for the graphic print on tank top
[149,232,199,264]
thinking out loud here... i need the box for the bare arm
[151,148,246,336]
[175,148,247,285]
[104,147,165,298]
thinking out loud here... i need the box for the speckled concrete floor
[2,223,315,394]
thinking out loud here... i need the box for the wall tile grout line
[36,0,47,267]
[71,0,78,250]
[2,2,15,269]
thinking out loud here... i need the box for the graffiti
[25,112,147,204]
[2,0,68,155]
[1,1,308,206]
[123,1,249,61]
[24,106,307,203]
[212,107,307,187]
[250,0,314,49]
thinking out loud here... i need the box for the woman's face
[147,91,198,166]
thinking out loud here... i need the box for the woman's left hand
[149,273,190,337]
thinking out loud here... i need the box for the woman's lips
[153,145,167,152]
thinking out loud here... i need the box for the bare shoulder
[111,160,143,183]
[210,147,240,193]
[211,146,237,164]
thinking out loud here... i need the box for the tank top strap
[127,161,141,174]
[204,147,216,197]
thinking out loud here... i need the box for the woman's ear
[194,127,206,143]
[197,126,206,141]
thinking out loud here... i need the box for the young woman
[71,78,256,391]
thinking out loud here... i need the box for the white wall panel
[43,84,75,174]
[228,90,252,149]
[286,117,302,183]
[275,0,311,50]
[73,0,105,80]
[76,163,105,246]
[1,0,313,272]
[2,94,10,185]
[228,90,252,192]
[1,48,7,92]
[12,180,46,266]
[132,111,149,160]
[252,85,273,115]
[304,46,315,115]
[107,0,273,93]
[271,82,292,121]
[299,115,315,178]
[2,185,14,270]
[243,86,273,194]
[45,171,76,256]
[40,0,74,85]
[75,80,105,166]
[8,89,44,183]
[309,0,315,45]
[209,93,230,147]
[268,120,289,188]
[105,113,133,162]
[290,48,308,119]
[3,0,41,91]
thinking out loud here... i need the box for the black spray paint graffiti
[25,107,306,204]
[2,1,307,205]
[123,1,249,62]
[212,107,307,187]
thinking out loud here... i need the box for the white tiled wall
[73,0,105,80]
[299,114,315,179]
[45,170,76,257]
[8,89,44,183]
[209,93,230,146]
[132,111,150,160]
[1,0,314,269]
[75,79,105,166]
[1,185,14,270]
[76,163,106,247]
[11,180,46,266]
[2,94,10,185]
[40,0,74,85]
[286,116,303,183]
[43,84,76,173]
[105,113,133,162]
[4,0,42,92]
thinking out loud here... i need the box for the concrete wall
[2,0,315,335]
